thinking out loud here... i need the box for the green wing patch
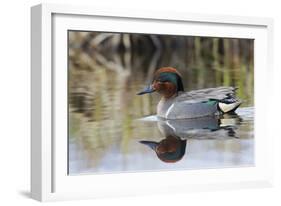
[201,99,218,105]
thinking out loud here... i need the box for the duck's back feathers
[175,86,237,104]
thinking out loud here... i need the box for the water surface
[69,107,254,174]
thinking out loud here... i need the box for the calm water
[68,32,254,175]
[69,107,254,174]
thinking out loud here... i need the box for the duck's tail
[218,100,242,113]
[219,94,243,113]
[210,93,242,114]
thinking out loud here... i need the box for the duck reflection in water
[139,114,242,163]
[140,136,186,163]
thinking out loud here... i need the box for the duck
[137,67,242,119]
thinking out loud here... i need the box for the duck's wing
[176,86,238,103]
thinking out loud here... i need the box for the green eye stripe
[154,72,184,92]
[157,72,178,85]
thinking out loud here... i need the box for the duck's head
[137,67,184,98]
[139,135,187,163]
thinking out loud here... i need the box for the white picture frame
[31,3,274,202]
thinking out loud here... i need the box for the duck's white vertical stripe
[166,121,176,132]
[165,103,174,119]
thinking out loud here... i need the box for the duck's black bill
[139,140,158,150]
[136,86,155,95]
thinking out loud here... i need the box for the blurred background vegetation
[68,31,254,173]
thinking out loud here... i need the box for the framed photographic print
[31,3,274,201]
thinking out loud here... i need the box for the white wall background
[0,0,280,205]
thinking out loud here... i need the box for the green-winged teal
[137,67,242,119]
